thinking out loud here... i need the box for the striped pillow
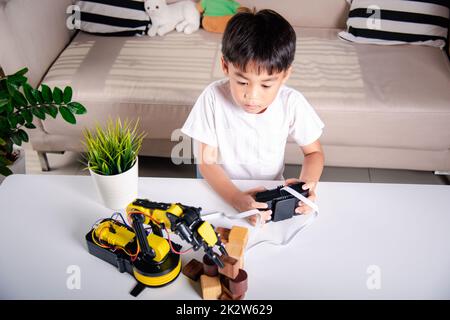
[75,0,151,36]
[339,0,450,48]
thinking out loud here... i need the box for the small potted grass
[83,118,146,209]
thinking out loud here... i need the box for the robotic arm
[126,199,227,268]
[86,198,228,296]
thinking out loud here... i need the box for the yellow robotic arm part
[126,202,183,229]
[126,199,228,268]
[197,221,218,247]
[95,220,135,248]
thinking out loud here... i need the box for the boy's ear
[221,56,229,76]
[282,66,293,84]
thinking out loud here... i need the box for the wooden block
[218,255,239,280]
[219,292,233,300]
[229,226,249,248]
[200,275,222,300]
[237,255,244,269]
[203,254,218,277]
[221,269,248,296]
[221,284,245,300]
[225,242,244,260]
[216,227,231,244]
[182,259,203,281]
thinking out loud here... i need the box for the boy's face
[221,57,292,114]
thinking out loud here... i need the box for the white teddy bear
[145,0,200,37]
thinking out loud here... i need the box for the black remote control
[255,182,309,222]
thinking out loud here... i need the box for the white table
[0,174,449,300]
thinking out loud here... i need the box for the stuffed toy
[145,0,200,36]
[196,0,251,33]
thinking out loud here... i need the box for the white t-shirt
[181,79,325,180]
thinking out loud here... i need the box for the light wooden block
[200,275,222,300]
[229,226,249,248]
[226,242,244,260]
[237,255,244,269]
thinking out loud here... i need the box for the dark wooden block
[219,292,233,300]
[222,284,245,300]
[203,254,218,277]
[221,269,248,296]
[216,227,231,244]
[182,259,203,281]
[218,255,239,280]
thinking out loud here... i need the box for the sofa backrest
[239,0,349,29]
[0,0,75,87]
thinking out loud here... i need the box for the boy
[181,9,325,225]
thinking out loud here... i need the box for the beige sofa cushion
[0,0,75,87]
[42,27,450,153]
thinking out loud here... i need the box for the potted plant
[0,67,87,179]
[83,118,146,209]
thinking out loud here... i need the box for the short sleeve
[288,92,325,146]
[181,85,218,147]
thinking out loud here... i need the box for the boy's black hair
[221,9,296,75]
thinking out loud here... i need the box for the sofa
[1,0,449,172]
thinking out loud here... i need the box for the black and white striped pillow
[75,0,151,36]
[339,0,450,48]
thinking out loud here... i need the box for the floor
[23,145,449,185]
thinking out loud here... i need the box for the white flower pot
[89,157,139,210]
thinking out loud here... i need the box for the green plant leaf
[31,107,46,120]
[41,84,53,103]
[12,90,27,106]
[23,83,36,105]
[33,89,44,104]
[44,105,58,118]
[8,74,27,86]
[53,87,63,104]
[59,106,76,124]
[13,67,29,77]
[0,117,8,130]
[6,81,19,96]
[18,129,29,143]
[0,165,13,177]
[20,109,33,123]
[24,122,36,129]
[63,87,73,104]
[67,102,87,115]
[0,137,6,146]
[5,101,13,113]
[82,118,144,176]
[0,98,9,108]
[17,114,25,125]
[7,114,18,128]
[10,132,22,146]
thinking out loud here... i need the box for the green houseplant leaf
[0,67,88,177]
[59,106,76,124]
[41,84,53,103]
[63,87,73,104]
[67,102,87,115]
[82,118,146,176]
[53,87,63,104]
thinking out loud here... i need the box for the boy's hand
[284,178,317,215]
[231,187,272,226]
